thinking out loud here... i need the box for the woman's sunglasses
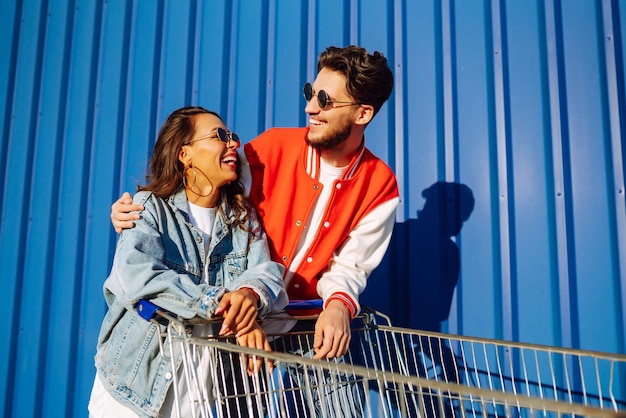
[190,127,240,144]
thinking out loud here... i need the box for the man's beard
[306,119,352,151]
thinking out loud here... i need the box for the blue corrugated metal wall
[0,0,624,416]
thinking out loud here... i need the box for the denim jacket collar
[169,188,191,218]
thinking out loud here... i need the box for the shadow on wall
[363,181,475,330]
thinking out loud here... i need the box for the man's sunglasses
[303,82,362,110]
[189,127,240,144]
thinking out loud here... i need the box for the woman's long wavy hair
[138,106,249,226]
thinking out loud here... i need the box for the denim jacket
[94,189,287,417]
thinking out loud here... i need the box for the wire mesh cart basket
[137,300,626,417]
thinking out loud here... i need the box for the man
[111,45,399,360]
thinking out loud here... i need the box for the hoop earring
[182,165,198,190]
[183,164,214,198]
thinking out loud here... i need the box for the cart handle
[136,298,324,321]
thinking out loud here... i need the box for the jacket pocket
[207,251,247,286]
[224,251,247,275]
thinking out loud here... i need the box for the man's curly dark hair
[317,45,394,116]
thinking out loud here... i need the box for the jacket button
[165,372,173,380]
[313,184,319,190]
[323,221,330,228]
[335,183,342,189]
[282,255,288,262]
[293,283,300,288]
[296,220,302,227]
[196,236,202,243]
[306,257,313,263]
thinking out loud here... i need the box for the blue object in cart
[286,300,323,310]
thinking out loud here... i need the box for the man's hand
[312,300,351,359]
[111,192,144,233]
[236,321,273,375]
[215,288,259,337]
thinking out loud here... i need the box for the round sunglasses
[189,127,240,144]
[303,82,362,110]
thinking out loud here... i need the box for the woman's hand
[236,321,273,375]
[215,288,259,337]
[111,192,144,233]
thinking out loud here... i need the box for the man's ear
[355,105,374,126]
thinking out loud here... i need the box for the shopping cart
[137,299,626,417]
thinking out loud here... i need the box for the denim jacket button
[165,372,173,380]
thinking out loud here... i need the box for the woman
[88,106,288,417]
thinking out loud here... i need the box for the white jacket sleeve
[316,196,399,316]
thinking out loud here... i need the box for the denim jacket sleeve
[104,191,287,319]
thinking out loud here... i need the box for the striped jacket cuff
[325,292,358,319]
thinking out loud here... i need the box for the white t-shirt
[188,202,216,283]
